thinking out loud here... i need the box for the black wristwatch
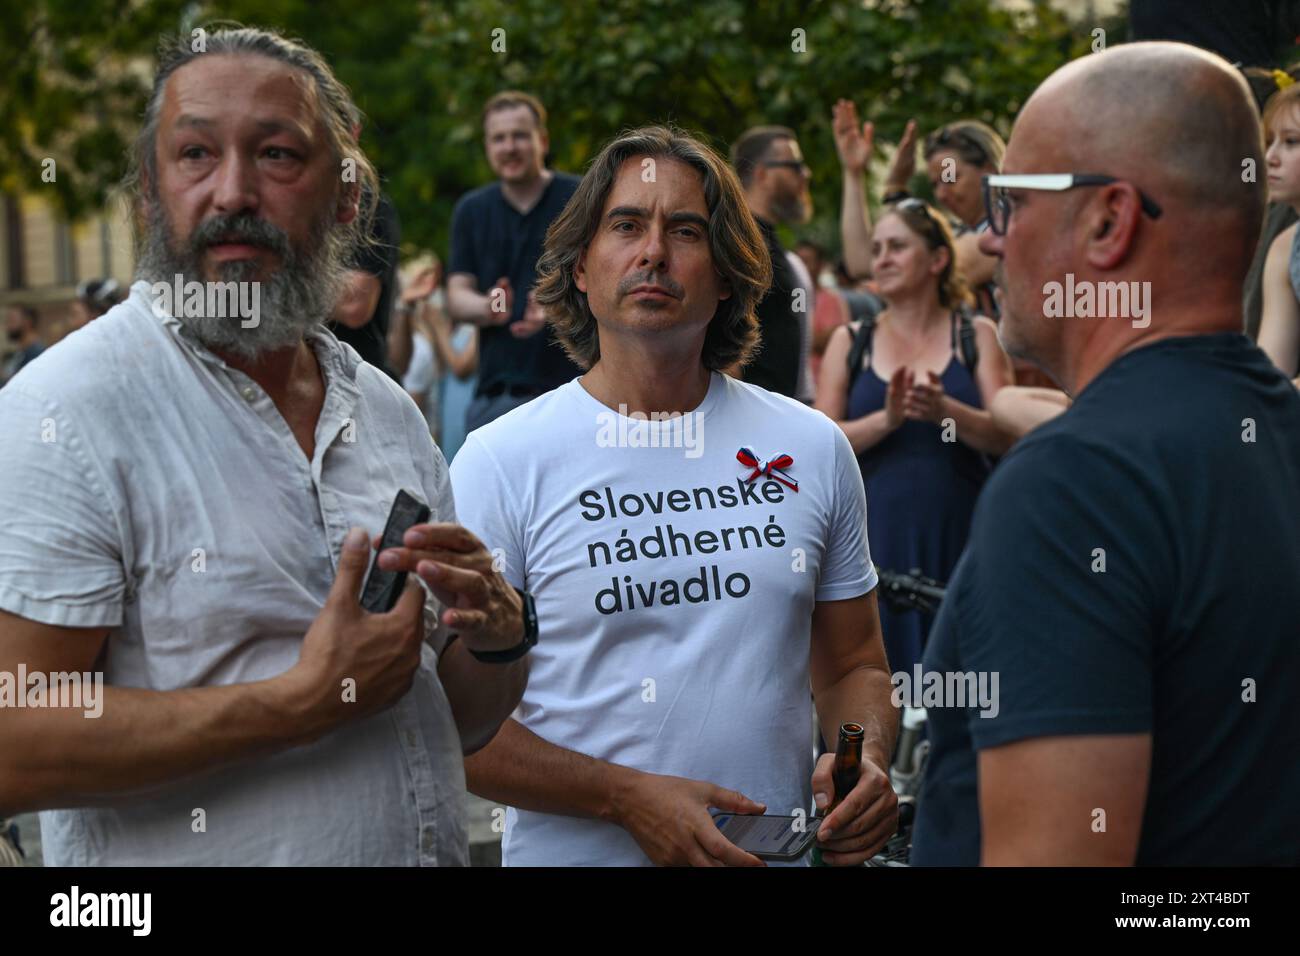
[468,587,538,663]
[882,188,912,204]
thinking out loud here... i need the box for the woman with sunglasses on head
[834,104,1004,314]
[816,199,1014,676]
[835,104,1059,395]
[916,122,1005,320]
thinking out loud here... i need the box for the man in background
[1,305,45,386]
[730,126,815,401]
[447,91,582,431]
[330,189,401,379]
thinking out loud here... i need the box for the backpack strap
[951,309,980,370]
[846,313,877,392]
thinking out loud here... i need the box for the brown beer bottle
[811,722,865,866]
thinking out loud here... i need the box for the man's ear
[1086,184,1141,270]
[338,181,360,226]
[575,247,588,294]
[716,269,732,301]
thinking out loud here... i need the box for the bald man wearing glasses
[911,42,1300,866]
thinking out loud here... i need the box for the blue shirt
[911,333,1300,866]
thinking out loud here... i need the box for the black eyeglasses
[982,173,1164,236]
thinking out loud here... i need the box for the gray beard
[134,192,352,360]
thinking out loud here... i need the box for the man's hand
[833,98,874,175]
[612,770,767,866]
[510,291,547,338]
[484,276,513,326]
[883,118,919,194]
[282,527,427,735]
[376,523,524,656]
[811,752,898,865]
[905,369,946,423]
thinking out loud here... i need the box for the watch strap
[468,587,537,663]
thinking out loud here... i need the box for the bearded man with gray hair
[0,27,531,865]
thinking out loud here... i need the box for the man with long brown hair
[451,126,899,866]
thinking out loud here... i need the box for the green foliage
[0,0,189,219]
[2,0,1100,259]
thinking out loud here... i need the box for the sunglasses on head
[929,128,988,167]
[891,197,946,240]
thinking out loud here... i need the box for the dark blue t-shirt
[448,172,583,395]
[911,333,1300,866]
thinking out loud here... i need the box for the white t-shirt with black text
[451,372,876,866]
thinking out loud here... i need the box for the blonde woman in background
[1258,71,1300,386]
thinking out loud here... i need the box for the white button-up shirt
[0,281,467,865]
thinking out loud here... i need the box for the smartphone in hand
[359,489,430,613]
[711,811,818,862]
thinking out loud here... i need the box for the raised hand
[833,98,874,175]
[884,118,920,194]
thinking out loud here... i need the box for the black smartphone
[711,811,818,862]
[359,489,431,613]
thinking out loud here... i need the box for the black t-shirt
[742,218,801,398]
[911,334,1300,866]
[333,192,400,379]
[448,172,583,395]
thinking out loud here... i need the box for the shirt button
[421,827,435,851]
[405,729,418,747]
[240,386,257,402]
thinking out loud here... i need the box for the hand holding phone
[360,490,431,613]
[712,812,818,862]
[372,521,528,659]
[281,526,426,738]
[612,771,767,866]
